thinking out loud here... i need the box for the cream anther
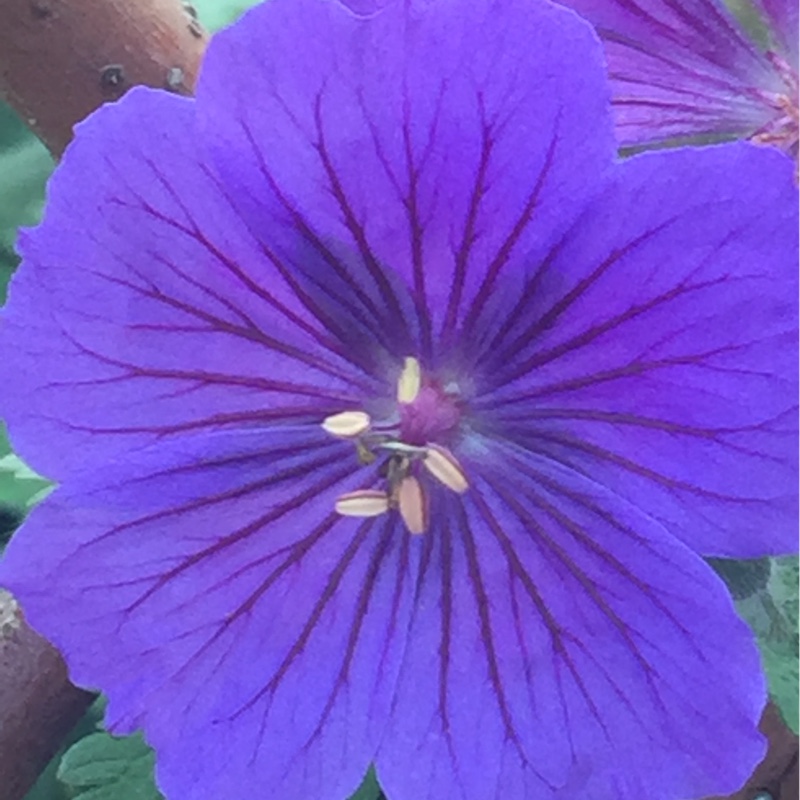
[423,444,469,494]
[322,410,371,438]
[335,490,390,517]
[396,476,428,535]
[397,356,421,404]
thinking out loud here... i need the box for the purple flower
[0,0,797,798]
[558,0,798,156]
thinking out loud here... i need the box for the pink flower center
[321,357,469,534]
[399,382,461,446]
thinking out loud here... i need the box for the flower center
[321,357,468,534]
[752,52,799,159]
[398,358,461,446]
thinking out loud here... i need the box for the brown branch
[711,702,799,800]
[0,0,208,157]
[0,590,93,800]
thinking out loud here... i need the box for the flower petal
[0,427,418,800]
[196,0,615,356]
[558,0,787,145]
[472,142,797,557]
[0,89,377,481]
[754,0,799,64]
[377,450,766,799]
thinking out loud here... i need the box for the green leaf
[190,0,263,32]
[0,431,52,549]
[57,733,162,800]
[0,126,52,302]
[0,138,52,242]
[0,449,53,511]
[0,100,35,149]
[725,0,772,49]
[708,556,772,600]
[348,767,382,800]
[737,556,799,732]
[761,643,799,732]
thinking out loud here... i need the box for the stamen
[329,358,468,532]
[396,476,428,534]
[356,441,377,465]
[335,490,390,517]
[322,410,371,438]
[378,441,427,456]
[397,356,421,404]
[423,443,469,494]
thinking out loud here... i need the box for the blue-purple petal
[0,427,416,800]
[196,0,615,358]
[377,449,767,799]
[0,90,385,481]
[471,142,798,557]
[0,3,794,800]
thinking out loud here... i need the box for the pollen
[335,490,390,517]
[397,356,421,404]
[423,444,469,494]
[322,410,371,438]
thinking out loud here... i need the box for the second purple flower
[559,0,798,157]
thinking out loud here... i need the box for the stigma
[322,356,468,535]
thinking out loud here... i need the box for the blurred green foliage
[56,733,163,800]
[737,557,800,733]
[0,103,52,306]
[192,0,263,32]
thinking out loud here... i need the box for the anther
[423,444,469,494]
[322,410,371,438]
[397,356,421,404]
[335,490,390,518]
[396,476,428,534]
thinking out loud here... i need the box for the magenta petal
[475,143,798,557]
[0,427,416,800]
[558,0,788,145]
[0,89,373,481]
[377,451,766,800]
[754,0,799,63]
[196,0,615,353]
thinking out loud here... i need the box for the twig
[0,0,208,157]
[0,590,93,800]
